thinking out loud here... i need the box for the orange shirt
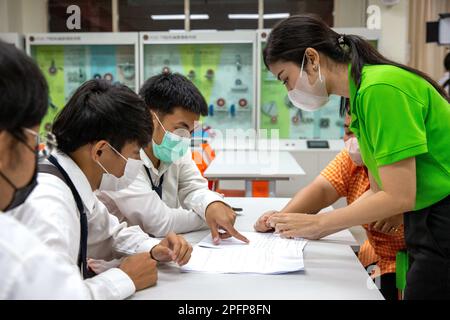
[320,150,406,277]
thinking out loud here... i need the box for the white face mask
[96,143,143,191]
[287,52,329,111]
[345,137,364,166]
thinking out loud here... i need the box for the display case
[26,33,139,134]
[256,28,380,147]
[140,31,257,148]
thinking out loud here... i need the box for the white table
[131,198,383,300]
[204,150,305,197]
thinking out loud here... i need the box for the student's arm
[254,176,339,233]
[96,169,207,237]
[255,150,347,233]
[178,154,248,244]
[365,171,404,235]
[281,175,340,213]
[177,154,228,219]
[269,157,416,239]
[269,85,425,239]
[12,251,92,299]
[2,216,92,300]
[8,174,137,300]
[93,193,192,267]
[320,157,415,235]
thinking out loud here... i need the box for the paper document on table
[198,231,308,256]
[181,246,305,274]
[181,232,308,274]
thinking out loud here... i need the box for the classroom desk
[131,197,382,300]
[204,150,305,197]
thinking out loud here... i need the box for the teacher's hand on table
[254,210,277,232]
[268,212,325,240]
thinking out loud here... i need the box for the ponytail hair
[263,14,450,102]
[443,78,450,95]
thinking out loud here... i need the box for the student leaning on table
[97,72,249,245]
[9,79,192,300]
[255,102,406,300]
[262,15,450,299]
[0,40,90,299]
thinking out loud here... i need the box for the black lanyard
[144,166,164,199]
[41,155,91,279]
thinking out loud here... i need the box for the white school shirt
[97,148,225,237]
[8,151,160,300]
[0,214,91,299]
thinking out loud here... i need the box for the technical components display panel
[26,33,139,134]
[257,28,380,142]
[140,31,257,144]
[0,33,24,49]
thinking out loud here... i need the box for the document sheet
[181,232,308,274]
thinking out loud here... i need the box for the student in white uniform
[0,40,90,299]
[9,79,192,300]
[97,73,249,244]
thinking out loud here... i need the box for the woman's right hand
[254,210,278,232]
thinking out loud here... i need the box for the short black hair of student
[52,79,153,153]
[139,72,208,117]
[0,40,48,139]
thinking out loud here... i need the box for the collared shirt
[348,64,450,210]
[8,151,160,300]
[97,148,225,237]
[321,150,406,276]
[0,214,91,299]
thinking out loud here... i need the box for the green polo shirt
[348,64,450,210]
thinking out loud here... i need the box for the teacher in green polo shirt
[262,14,450,299]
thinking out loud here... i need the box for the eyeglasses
[23,128,58,158]
[172,128,191,139]
[152,111,192,139]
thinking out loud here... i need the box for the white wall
[334,0,410,64]
[0,0,8,31]
[334,0,367,27]
[367,0,410,64]
[0,0,48,33]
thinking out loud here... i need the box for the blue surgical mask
[152,112,191,164]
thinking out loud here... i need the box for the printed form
[181,232,308,274]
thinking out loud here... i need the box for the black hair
[52,79,153,153]
[263,14,450,103]
[444,52,450,95]
[339,97,350,118]
[139,72,208,117]
[444,52,450,71]
[0,40,48,139]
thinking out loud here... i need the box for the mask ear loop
[300,52,307,77]
[96,159,110,174]
[0,171,18,190]
[107,143,127,162]
[301,51,323,83]
[152,111,168,134]
[318,64,323,82]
